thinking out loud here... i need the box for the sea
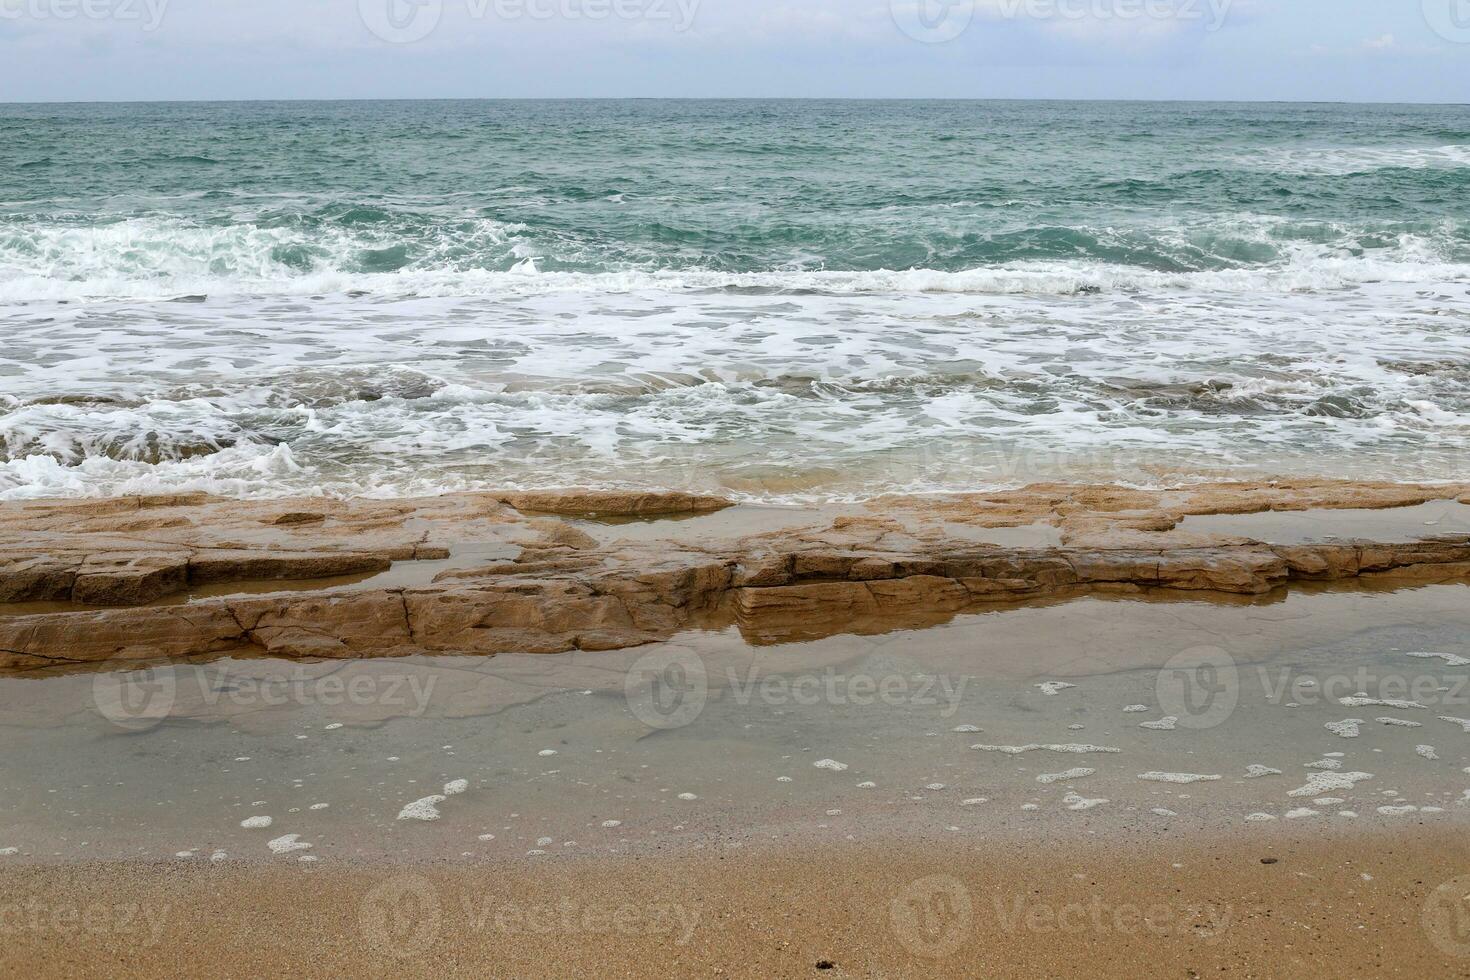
[1,98,1468,500]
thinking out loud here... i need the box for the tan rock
[2,481,1469,670]
[0,555,81,603]
[188,550,390,585]
[73,553,189,605]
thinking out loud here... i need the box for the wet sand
[3,825,1469,978]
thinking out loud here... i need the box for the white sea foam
[267,833,311,854]
[4,236,1470,501]
[1036,768,1096,784]
[1339,697,1426,710]
[1406,652,1470,667]
[974,744,1122,755]
[1063,793,1108,811]
[1288,772,1373,797]
[1137,772,1220,784]
[397,795,447,821]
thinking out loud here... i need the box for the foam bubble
[1288,771,1373,797]
[1137,772,1220,784]
[397,795,447,821]
[974,744,1121,755]
[267,834,311,855]
[1036,768,1096,784]
[1407,652,1470,667]
[1339,697,1426,710]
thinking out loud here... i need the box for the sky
[0,0,1468,103]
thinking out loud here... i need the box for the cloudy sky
[0,0,1467,102]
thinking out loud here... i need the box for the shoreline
[5,481,1470,975]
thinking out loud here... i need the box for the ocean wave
[1240,144,1470,176]
[1,211,1467,304]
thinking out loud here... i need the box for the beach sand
[3,825,1468,978]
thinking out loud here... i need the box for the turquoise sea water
[1,100,1468,498]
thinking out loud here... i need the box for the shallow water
[1,100,1468,499]
[3,583,1469,864]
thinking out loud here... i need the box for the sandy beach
[4,826,1469,978]
[2,483,1470,975]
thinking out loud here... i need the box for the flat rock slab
[1,481,1468,670]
